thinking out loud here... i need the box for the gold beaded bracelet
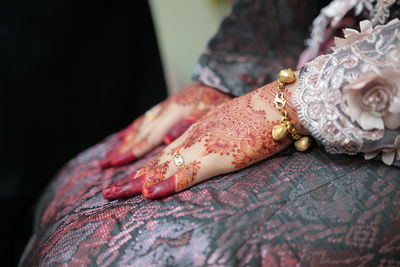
[271,68,311,151]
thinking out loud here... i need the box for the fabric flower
[343,67,400,131]
[365,136,400,165]
[333,19,399,50]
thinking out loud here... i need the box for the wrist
[286,71,309,136]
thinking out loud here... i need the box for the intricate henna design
[103,156,171,200]
[138,157,171,186]
[143,161,201,199]
[175,161,201,191]
[105,81,305,200]
[163,107,215,145]
[163,119,196,145]
[99,83,231,168]
[169,83,204,106]
[170,83,288,169]
[170,83,229,107]
[200,86,229,106]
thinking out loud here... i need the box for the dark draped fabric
[0,1,166,265]
[20,135,400,266]
[193,0,330,96]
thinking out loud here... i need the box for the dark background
[0,0,166,265]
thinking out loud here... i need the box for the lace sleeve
[192,0,320,96]
[295,19,400,166]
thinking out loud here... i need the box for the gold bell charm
[294,136,311,151]
[278,68,296,84]
[272,124,288,140]
[271,68,312,152]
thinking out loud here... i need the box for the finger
[142,153,240,199]
[163,107,212,145]
[116,123,135,139]
[99,139,135,169]
[98,147,120,169]
[103,174,145,200]
[117,114,146,139]
[128,115,184,160]
[142,160,204,199]
[99,158,112,169]
[100,117,146,168]
[110,138,153,167]
[109,151,137,167]
[163,118,195,145]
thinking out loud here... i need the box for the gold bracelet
[271,68,311,152]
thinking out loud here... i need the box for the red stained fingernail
[102,176,145,200]
[163,119,195,145]
[111,152,137,166]
[102,187,112,198]
[143,176,176,199]
[99,159,112,169]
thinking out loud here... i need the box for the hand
[99,82,231,168]
[103,76,307,199]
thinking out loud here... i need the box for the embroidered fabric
[295,20,400,166]
[19,134,400,266]
[370,0,397,25]
[192,0,321,96]
[297,0,399,68]
[299,0,374,67]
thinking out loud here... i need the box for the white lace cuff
[295,19,400,166]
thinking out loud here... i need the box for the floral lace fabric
[295,20,400,166]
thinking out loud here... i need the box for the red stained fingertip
[163,119,195,145]
[110,152,137,166]
[103,176,145,200]
[143,176,176,199]
[99,147,121,169]
[98,159,112,169]
[117,124,134,139]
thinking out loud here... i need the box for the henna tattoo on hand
[101,83,230,168]
[170,83,229,107]
[169,82,294,169]
[175,161,201,191]
[143,160,201,199]
[138,157,171,187]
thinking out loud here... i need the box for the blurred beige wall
[149,0,231,94]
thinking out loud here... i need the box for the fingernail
[102,187,111,198]
[99,159,112,169]
[111,152,137,166]
[143,176,176,199]
[103,176,145,200]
